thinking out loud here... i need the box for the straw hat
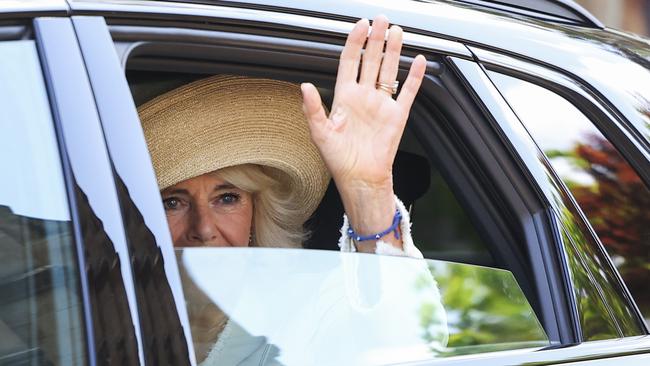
[139,75,330,222]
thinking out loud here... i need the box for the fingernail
[373,14,388,25]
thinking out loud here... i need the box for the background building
[576,0,650,37]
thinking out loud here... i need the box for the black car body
[1,0,649,365]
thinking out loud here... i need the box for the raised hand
[301,15,427,252]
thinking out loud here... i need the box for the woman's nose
[189,205,227,246]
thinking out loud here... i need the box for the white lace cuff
[338,196,423,259]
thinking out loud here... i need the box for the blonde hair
[215,164,307,248]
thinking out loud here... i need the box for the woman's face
[161,171,254,247]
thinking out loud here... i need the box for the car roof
[61,1,650,69]
[5,0,649,58]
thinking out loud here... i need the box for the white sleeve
[338,196,423,259]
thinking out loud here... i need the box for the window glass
[490,71,650,330]
[177,247,548,364]
[0,40,87,364]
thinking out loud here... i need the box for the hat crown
[139,75,329,222]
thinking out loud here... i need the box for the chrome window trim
[69,0,472,58]
[469,46,650,166]
[0,0,67,14]
[406,336,650,365]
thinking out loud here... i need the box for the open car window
[126,70,492,266]
[124,64,553,362]
[91,14,568,362]
[123,65,547,363]
[177,247,548,365]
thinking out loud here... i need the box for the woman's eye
[219,192,241,205]
[163,197,181,210]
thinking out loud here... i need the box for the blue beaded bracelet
[347,208,402,242]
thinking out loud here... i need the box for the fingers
[377,25,403,88]
[397,54,427,109]
[337,14,425,108]
[337,18,369,84]
[359,15,389,86]
[300,83,329,139]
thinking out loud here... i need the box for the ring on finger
[376,80,399,95]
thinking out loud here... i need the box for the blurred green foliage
[419,262,549,357]
[550,135,650,331]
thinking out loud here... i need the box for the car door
[448,49,650,364]
[0,16,89,366]
[65,7,547,365]
[0,3,146,365]
[66,2,649,365]
[65,8,547,365]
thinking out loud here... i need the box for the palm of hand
[301,15,426,190]
[317,85,407,187]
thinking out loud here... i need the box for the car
[1,0,649,365]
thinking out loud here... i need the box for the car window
[126,68,545,361]
[177,247,548,364]
[116,20,556,359]
[0,40,87,365]
[489,72,650,329]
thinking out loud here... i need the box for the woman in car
[140,15,425,257]
[139,15,439,364]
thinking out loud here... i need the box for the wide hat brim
[139,75,330,223]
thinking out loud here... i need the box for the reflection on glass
[0,40,87,365]
[177,248,548,365]
[558,205,641,339]
[490,71,650,332]
[429,263,548,356]
[0,208,86,365]
[114,176,191,364]
[553,24,650,142]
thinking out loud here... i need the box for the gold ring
[376,81,399,95]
